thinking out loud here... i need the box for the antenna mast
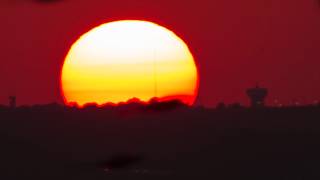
[153,48,158,98]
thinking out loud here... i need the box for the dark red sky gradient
[0,0,319,107]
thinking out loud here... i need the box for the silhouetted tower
[246,85,268,107]
[9,96,16,108]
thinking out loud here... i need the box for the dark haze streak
[33,0,64,3]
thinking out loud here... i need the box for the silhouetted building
[246,85,268,107]
[216,102,226,110]
[9,96,16,108]
[229,102,242,109]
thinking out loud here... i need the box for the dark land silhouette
[0,100,320,179]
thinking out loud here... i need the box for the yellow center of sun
[61,20,199,106]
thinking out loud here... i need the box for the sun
[61,20,199,106]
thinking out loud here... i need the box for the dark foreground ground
[0,103,320,179]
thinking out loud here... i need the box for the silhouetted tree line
[0,99,320,179]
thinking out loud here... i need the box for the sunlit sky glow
[61,20,199,106]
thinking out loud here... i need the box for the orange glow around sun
[61,20,199,106]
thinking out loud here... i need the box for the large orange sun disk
[61,20,199,106]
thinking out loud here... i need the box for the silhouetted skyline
[0,101,320,179]
[1,1,320,179]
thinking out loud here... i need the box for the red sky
[0,0,319,107]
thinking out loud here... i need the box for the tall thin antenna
[153,48,158,98]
